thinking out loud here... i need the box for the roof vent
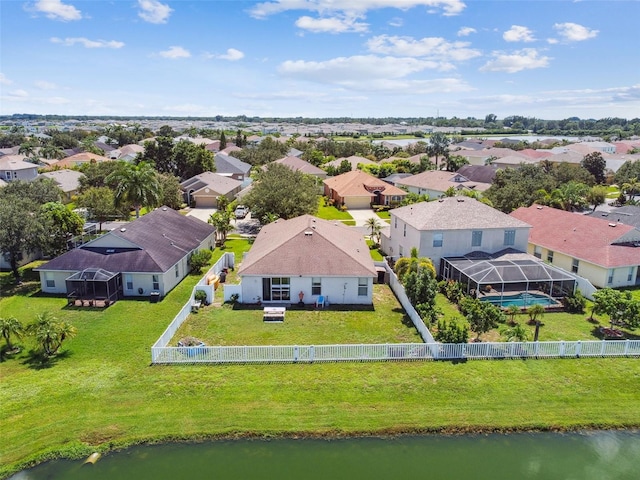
[162,207,167,211]
[608,223,617,227]
[120,227,126,232]
[536,206,543,210]
[438,199,444,202]
[304,230,313,236]
[106,249,115,253]
[457,198,464,202]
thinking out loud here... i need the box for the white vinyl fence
[151,252,235,350]
[151,340,640,364]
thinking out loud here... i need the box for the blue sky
[1,0,639,119]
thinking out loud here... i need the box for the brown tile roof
[54,152,112,168]
[273,156,326,175]
[238,215,376,277]
[393,197,529,230]
[510,205,640,268]
[323,170,406,198]
[324,155,377,170]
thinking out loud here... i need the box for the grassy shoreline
[2,254,640,478]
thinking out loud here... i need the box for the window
[398,245,403,257]
[152,275,159,291]
[125,274,133,290]
[403,224,407,237]
[571,258,579,273]
[547,250,554,263]
[312,277,321,296]
[44,272,55,288]
[534,246,542,259]
[175,264,179,278]
[358,278,368,296]
[263,277,290,301]
[628,267,634,282]
[394,217,397,229]
[504,229,516,246]
[4,171,10,180]
[471,230,482,247]
[433,233,443,247]
[608,270,614,285]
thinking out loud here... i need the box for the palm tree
[0,316,23,351]
[622,177,640,202]
[426,131,450,170]
[40,144,65,160]
[106,162,160,218]
[506,304,520,325]
[27,312,77,357]
[527,304,546,341]
[364,217,381,245]
[500,323,531,342]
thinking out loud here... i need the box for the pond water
[11,431,640,480]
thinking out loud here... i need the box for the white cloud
[295,15,368,33]
[546,38,559,45]
[279,55,438,83]
[158,46,191,59]
[34,80,57,90]
[0,73,12,85]
[553,22,598,42]
[138,0,173,24]
[250,0,466,19]
[32,0,82,21]
[50,37,125,48]
[457,26,476,37]
[366,35,481,62]
[480,49,550,73]
[8,89,29,98]
[218,48,245,61]
[389,17,403,27]
[503,25,535,42]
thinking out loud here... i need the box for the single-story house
[394,171,491,198]
[35,207,216,300]
[180,171,243,207]
[237,215,377,305]
[323,170,407,209]
[40,169,85,203]
[214,153,251,182]
[53,152,112,169]
[324,155,377,171]
[0,155,39,183]
[381,197,531,272]
[510,205,640,288]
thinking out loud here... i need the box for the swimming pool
[480,292,559,308]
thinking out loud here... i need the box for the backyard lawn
[174,284,421,346]
[316,197,355,225]
[1,243,640,478]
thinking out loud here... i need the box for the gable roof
[54,152,112,168]
[238,215,376,277]
[180,171,242,196]
[324,170,406,198]
[0,155,38,171]
[273,156,326,176]
[393,197,530,231]
[510,205,640,268]
[39,169,85,193]
[396,170,491,193]
[214,152,251,175]
[324,155,377,170]
[456,165,498,184]
[37,207,215,274]
[586,206,640,230]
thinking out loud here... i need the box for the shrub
[189,249,212,273]
[194,289,208,305]
[562,289,586,314]
[435,317,469,343]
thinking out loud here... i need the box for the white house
[382,197,531,273]
[35,207,216,300]
[0,155,39,183]
[237,215,377,305]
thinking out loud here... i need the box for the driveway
[186,207,217,223]
[348,208,380,227]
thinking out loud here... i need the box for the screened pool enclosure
[441,250,576,307]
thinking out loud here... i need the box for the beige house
[180,171,243,207]
[510,205,640,288]
[394,171,491,199]
[323,170,407,209]
[0,155,39,183]
[40,169,85,203]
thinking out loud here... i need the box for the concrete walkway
[348,208,380,227]
[186,207,217,223]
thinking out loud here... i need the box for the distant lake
[375,136,583,147]
[11,431,640,480]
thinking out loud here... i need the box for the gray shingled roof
[37,207,215,274]
[239,215,376,277]
[392,197,531,230]
[214,153,251,175]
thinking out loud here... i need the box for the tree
[527,304,546,341]
[156,173,183,210]
[0,197,46,283]
[40,144,65,160]
[499,323,531,342]
[621,177,640,202]
[0,316,24,352]
[173,141,215,180]
[394,247,436,281]
[219,131,227,150]
[426,132,450,170]
[484,164,556,213]
[208,208,234,247]
[76,187,118,231]
[106,162,160,218]
[465,300,503,340]
[581,152,606,184]
[27,312,77,357]
[244,163,318,221]
[2,178,61,204]
[586,186,607,211]
[364,217,382,245]
[444,154,469,172]
[39,202,84,256]
[141,137,175,175]
[189,249,212,273]
[615,160,640,188]
[78,161,122,192]
[591,288,640,328]
[506,304,521,325]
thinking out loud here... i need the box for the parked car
[235,205,249,219]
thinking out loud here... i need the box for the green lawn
[175,285,420,346]
[375,210,390,220]
[316,198,354,222]
[2,248,640,477]
[366,240,384,261]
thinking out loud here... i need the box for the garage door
[345,196,371,209]
[195,196,217,208]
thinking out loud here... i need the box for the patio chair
[316,295,325,309]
